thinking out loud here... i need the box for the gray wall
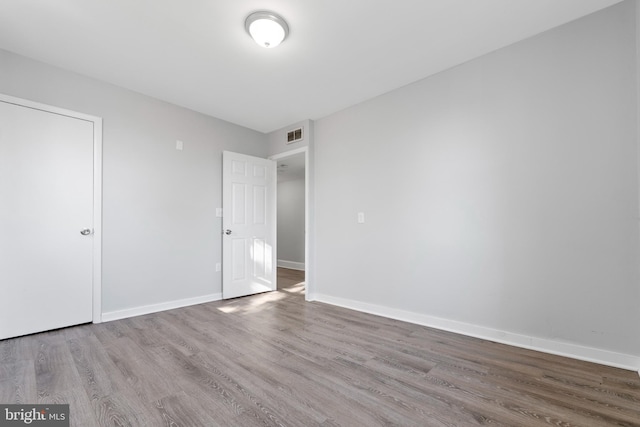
[277,178,305,265]
[0,49,268,315]
[314,1,640,359]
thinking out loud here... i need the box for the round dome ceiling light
[245,11,289,48]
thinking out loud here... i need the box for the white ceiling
[0,0,622,133]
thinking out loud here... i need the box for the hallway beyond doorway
[277,267,305,293]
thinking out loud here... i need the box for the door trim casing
[0,93,103,323]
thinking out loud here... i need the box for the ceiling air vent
[286,127,304,144]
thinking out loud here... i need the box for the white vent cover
[286,127,304,144]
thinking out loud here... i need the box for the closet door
[0,98,95,339]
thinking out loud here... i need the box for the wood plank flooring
[1,268,639,426]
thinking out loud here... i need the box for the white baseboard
[101,293,222,322]
[277,259,305,271]
[314,293,640,372]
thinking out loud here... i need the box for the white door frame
[269,146,312,301]
[0,93,103,323]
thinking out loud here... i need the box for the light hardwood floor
[1,268,639,426]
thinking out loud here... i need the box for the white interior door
[0,99,95,339]
[222,151,276,299]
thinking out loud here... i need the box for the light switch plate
[357,212,365,224]
[215,208,223,218]
[215,262,221,272]
[176,140,184,150]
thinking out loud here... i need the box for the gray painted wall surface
[314,2,640,356]
[636,0,640,358]
[277,179,305,264]
[0,49,268,314]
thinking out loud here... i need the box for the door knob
[224,229,232,235]
[80,228,92,236]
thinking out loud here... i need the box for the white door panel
[222,151,276,299]
[0,100,94,339]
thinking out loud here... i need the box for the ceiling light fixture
[245,11,289,48]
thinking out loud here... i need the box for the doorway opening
[271,148,307,296]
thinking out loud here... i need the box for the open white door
[222,151,276,299]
